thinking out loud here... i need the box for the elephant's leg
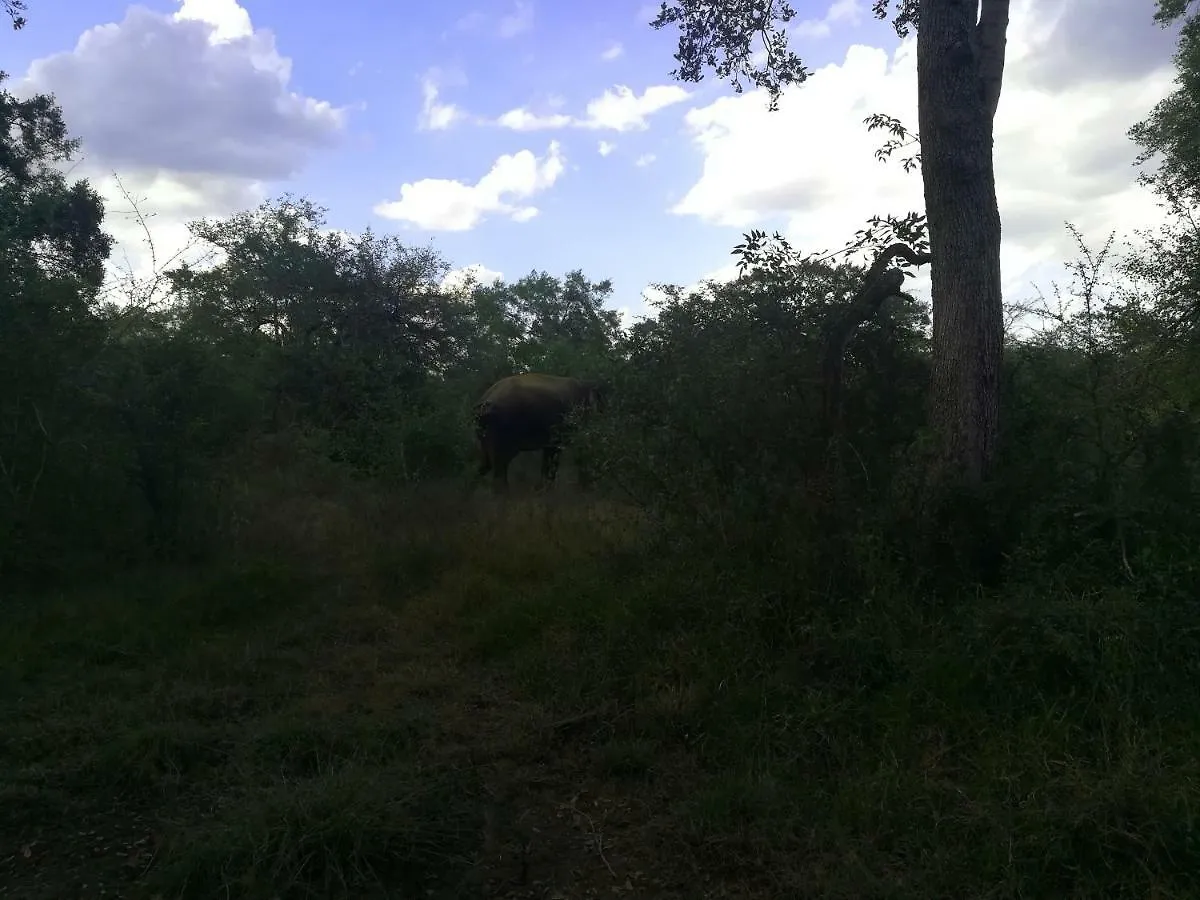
[492,447,516,492]
[541,446,562,485]
[477,437,493,477]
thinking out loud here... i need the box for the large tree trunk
[916,0,1010,488]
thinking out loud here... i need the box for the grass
[2,464,1199,898]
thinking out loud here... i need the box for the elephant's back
[479,373,582,408]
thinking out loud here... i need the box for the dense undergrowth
[3,449,1199,898]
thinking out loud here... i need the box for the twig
[547,700,617,733]
[563,793,617,878]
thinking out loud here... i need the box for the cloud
[634,153,656,167]
[418,71,465,130]
[176,0,251,40]
[495,83,691,133]
[96,169,268,303]
[675,262,741,299]
[497,0,533,38]
[601,42,624,61]
[373,141,565,231]
[634,3,661,24]
[496,107,572,131]
[453,2,532,38]
[1023,0,1181,90]
[15,0,345,302]
[581,84,691,131]
[19,1,345,181]
[667,0,1175,304]
[791,0,863,39]
[442,263,504,293]
[598,140,616,156]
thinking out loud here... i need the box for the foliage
[0,73,118,575]
[3,0,25,30]
[464,268,624,384]
[585,256,929,561]
[1128,1,1200,334]
[649,0,919,108]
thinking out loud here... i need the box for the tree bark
[917,0,1010,488]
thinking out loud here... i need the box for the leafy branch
[864,112,922,173]
[3,0,26,30]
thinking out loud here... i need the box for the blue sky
[1,0,1183,322]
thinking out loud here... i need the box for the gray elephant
[474,373,606,490]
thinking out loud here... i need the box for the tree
[0,71,115,571]
[1130,3,1200,205]
[1127,2,1200,327]
[651,0,1011,491]
[3,0,26,30]
[467,270,624,379]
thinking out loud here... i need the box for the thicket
[5,55,1198,598]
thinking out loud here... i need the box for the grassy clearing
[3,473,1199,898]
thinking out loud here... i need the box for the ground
[3,472,1199,899]
[0,485,741,899]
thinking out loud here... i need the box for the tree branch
[3,0,26,30]
[821,243,931,438]
[976,0,1011,121]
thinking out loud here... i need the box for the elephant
[474,373,607,490]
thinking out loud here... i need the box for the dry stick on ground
[820,242,932,442]
[563,793,618,878]
[547,699,621,735]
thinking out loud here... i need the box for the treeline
[3,56,1200,600]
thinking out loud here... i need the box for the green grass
[2,475,1199,898]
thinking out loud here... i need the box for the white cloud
[581,84,691,131]
[454,10,487,32]
[495,83,691,133]
[598,140,616,156]
[634,153,656,167]
[442,263,504,293]
[497,0,533,38]
[418,73,464,130]
[96,169,267,304]
[19,2,344,180]
[175,0,252,41]
[18,0,344,302]
[640,285,670,311]
[601,42,623,61]
[496,107,572,131]
[373,141,566,231]
[791,0,863,39]
[634,3,660,23]
[668,0,1175,306]
[657,260,739,303]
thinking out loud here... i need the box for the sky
[0,0,1185,324]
